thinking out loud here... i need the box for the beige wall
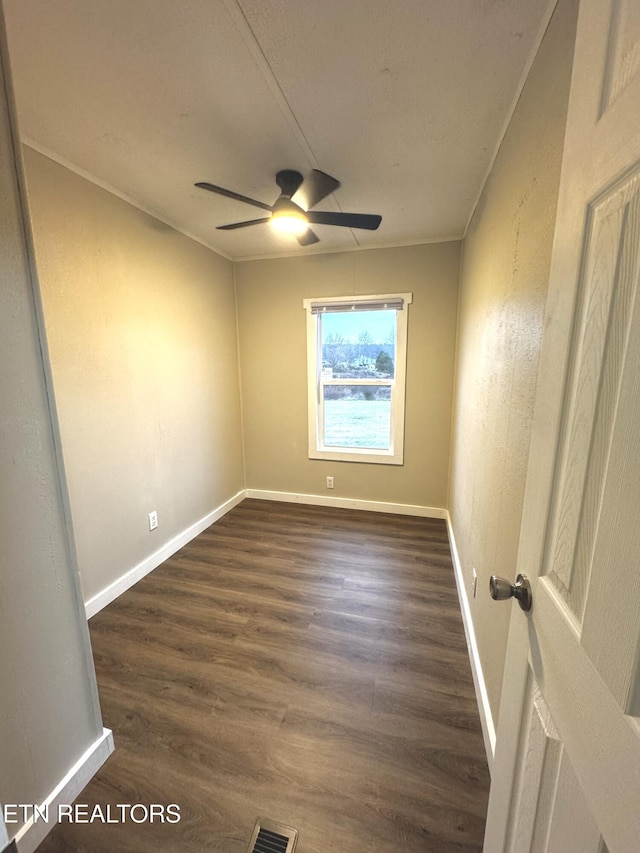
[24,148,244,604]
[449,0,578,727]
[236,243,459,509]
[0,23,102,838]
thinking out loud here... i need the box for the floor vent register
[245,817,298,853]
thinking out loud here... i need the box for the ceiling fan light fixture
[271,212,308,235]
[270,203,308,236]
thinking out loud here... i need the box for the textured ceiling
[4,0,554,260]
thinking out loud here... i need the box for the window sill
[309,447,404,465]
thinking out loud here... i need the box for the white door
[484,1,640,850]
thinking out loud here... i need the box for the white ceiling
[4,0,553,260]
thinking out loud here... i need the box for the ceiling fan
[195,169,382,246]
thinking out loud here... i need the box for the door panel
[579,262,640,706]
[547,166,640,693]
[545,168,640,620]
[508,679,562,851]
[544,753,602,853]
[507,672,606,853]
[601,0,640,113]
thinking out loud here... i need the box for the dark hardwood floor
[37,500,490,852]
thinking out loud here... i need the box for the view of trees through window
[320,309,395,449]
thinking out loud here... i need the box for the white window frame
[303,292,412,465]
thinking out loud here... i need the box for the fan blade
[306,211,382,230]
[216,217,271,230]
[292,170,340,210]
[195,182,272,212]
[296,228,320,247]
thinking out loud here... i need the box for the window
[303,292,412,465]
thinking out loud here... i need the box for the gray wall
[448,0,579,728]
[0,13,103,839]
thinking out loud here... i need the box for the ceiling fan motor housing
[275,169,304,199]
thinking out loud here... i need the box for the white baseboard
[12,728,114,853]
[245,489,447,519]
[446,513,496,772]
[85,490,245,618]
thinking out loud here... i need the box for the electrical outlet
[472,568,477,598]
[149,510,158,531]
[326,476,334,489]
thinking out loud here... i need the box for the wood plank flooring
[36,500,490,852]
